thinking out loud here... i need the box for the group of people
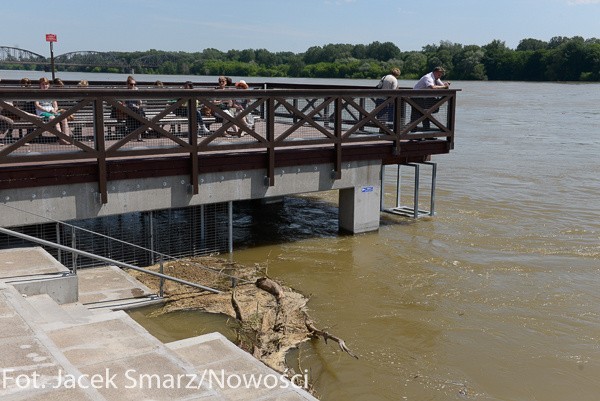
[377,66,451,130]
[214,76,255,137]
[2,69,450,146]
[1,76,75,146]
[174,75,254,137]
[119,75,255,140]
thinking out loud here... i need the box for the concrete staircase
[0,247,318,401]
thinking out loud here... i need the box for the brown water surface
[131,81,600,401]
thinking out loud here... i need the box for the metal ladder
[380,162,437,218]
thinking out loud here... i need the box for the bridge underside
[0,141,449,233]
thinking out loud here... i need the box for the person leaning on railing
[410,66,451,131]
[375,67,401,123]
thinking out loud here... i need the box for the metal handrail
[0,202,245,284]
[0,226,221,294]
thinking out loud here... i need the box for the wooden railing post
[447,93,456,149]
[188,97,199,194]
[393,95,402,155]
[333,96,342,180]
[94,98,108,204]
[265,97,275,186]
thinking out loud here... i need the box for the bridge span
[0,46,161,70]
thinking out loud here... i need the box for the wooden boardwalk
[1,82,457,201]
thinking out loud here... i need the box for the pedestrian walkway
[0,247,318,400]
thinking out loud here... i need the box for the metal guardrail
[0,225,223,294]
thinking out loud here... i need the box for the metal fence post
[70,229,77,273]
[159,255,164,298]
[228,201,233,255]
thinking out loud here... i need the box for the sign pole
[45,33,57,80]
[49,41,55,80]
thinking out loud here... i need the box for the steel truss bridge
[0,46,168,70]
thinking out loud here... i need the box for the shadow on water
[232,196,347,249]
[232,194,419,251]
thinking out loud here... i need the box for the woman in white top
[375,67,401,122]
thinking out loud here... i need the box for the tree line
[7,36,600,81]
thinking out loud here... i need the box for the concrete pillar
[338,184,381,234]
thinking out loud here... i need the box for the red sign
[45,34,57,42]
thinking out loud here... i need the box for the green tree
[482,40,513,80]
[366,41,401,61]
[545,37,587,80]
[402,52,427,77]
[453,45,486,80]
[517,38,548,51]
[239,49,256,63]
[202,48,225,60]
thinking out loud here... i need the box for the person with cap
[410,67,451,130]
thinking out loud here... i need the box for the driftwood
[231,287,242,321]
[254,277,358,360]
[305,319,359,359]
[127,259,359,376]
[255,277,285,300]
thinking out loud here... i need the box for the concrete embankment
[0,247,317,400]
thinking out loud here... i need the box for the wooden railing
[0,84,457,202]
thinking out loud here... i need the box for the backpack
[375,76,386,89]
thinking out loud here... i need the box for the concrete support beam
[0,160,384,235]
[338,183,381,234]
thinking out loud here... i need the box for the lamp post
[45,33,57,80]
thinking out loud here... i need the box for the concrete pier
[0,247,318,400]
[0,160,383,234]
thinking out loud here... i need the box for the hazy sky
[3,0,600,57]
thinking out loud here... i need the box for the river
[137,79,600,401]
[5,70,599,400]
[230,81,600,400]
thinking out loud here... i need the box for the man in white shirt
[411,67,450,130]
[413,66,450,90]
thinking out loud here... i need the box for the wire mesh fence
[0,203,230,270]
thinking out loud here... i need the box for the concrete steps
[0,247,319,400]
[23,293,89,325]
[76,265,163,311]
[167,333,316,400]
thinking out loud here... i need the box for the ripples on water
[130,80,600,401]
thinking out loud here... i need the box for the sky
[3,0,600,57]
